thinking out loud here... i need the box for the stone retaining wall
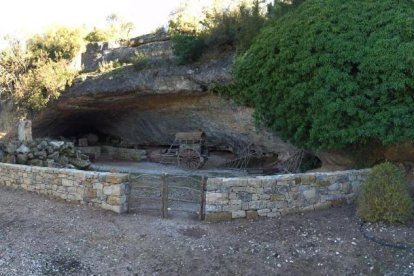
[0,163,129,213]
[205,170,370,221]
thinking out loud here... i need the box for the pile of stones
[0,139,91,170]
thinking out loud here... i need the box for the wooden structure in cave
[160,131,208,170]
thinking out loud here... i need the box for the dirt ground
[0,187,413,275]
[91,161,250,177]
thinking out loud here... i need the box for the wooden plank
[199,176,207,220]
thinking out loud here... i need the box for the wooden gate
[128,173,207,220]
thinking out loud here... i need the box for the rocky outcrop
[32,54,298,162]
[0,139,91,170]
[82,33,173,72]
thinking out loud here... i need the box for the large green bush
[357,162,413,224]
[232,0,414,150]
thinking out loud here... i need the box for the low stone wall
[77,146,147,162]
[0,163,129,213]
[205,169,370,221]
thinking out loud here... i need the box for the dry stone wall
[205,170,370,221]
[0,163,129,213]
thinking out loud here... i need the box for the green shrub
[27,27,83,62]
[201,0,267,54]
[357,162,413,224]
[15,58,76,112]
[171,34,205,65]
[232,0,414,150]
[85,28,110,42]
[132,54,149,71]
[98,60,123,73]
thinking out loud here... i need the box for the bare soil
[0,187,413,275]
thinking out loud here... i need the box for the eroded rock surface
[32,55,298,161]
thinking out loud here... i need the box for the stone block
[231,210,246,219]
[245,210,258,220]
[223,204,242,212]
[206,192,229,204]
[205,204,223,212]
[249,201,269,210]
[257,209,270,216]
[247,179,262,188]
[328,183,339,191]
[101,203,122,214]
[267,211,281,218]
[107,195,121,205]
[204,212,232,222]
[340,182,352,193]
[106,174,128,184]
[270,194,286,202]
[303,188,318,203]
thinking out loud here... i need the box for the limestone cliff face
[32,53,297,160]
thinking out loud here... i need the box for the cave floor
[91,161,250,177]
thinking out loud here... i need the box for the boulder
[69,158,91,170]
[49,141,65,150]
[16,154,28,164]
[16,144,30,154]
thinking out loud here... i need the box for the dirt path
[0,187,413,275]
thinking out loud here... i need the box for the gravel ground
[0,187,413,275]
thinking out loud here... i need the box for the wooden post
[199,176,207,220]
[160,174,168,218]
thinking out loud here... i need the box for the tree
[27,27,83,62]
[232,0,414,150]
[85,13,135,43]
[0,35,77,114]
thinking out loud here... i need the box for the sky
[0,0,205,47]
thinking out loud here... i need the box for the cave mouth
[32,108,320,174]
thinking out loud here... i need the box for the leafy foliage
[84,28,110,42]
[232,0,414,150]
[170,0,269,64]
[357,162,413,224]
[15,58,76,112]
[27,27,83,62]
[98,60,124,73]
[0,34,77,114]
[171,34,205,65]
[202,0,266,54]
[85,13,135,43]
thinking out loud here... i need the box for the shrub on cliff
[357,162,413,224]
[27,27,83,62]
[232,0,414,150]
[171,34,205,65]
